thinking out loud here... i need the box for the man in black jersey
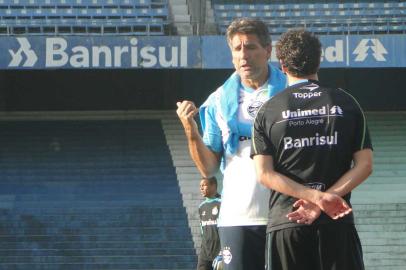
[198,177,221,270]
[251,29,373,270]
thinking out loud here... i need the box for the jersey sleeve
[201,105,223,153]
[351,99,373,152]
[250,105,275,158]
[199,93,223,153]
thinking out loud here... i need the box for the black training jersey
[199,194,221,260]
[251,80,373,232]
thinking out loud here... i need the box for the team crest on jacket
[212,206,219,216]
[222,246,232,264]
[247,101,264,118]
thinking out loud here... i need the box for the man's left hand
[287,199,321,225]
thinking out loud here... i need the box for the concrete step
[0,232,193,242]
[363,245,406,253]
[356,183,406,191]
[0,217,189,228]
[364,258,406,267]
[354,209,406,218]
[365,176,406,184]
[0,257,196,268]
[0,240,195,250]
[0,248,196,257]
[0,225,192,235]
[357,224,406,232]
[365,266,405,270]
[352,191,406,203]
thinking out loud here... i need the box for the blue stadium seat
[388,24,402,32]
[121,8,136,17]
[291,10,304,18]
[229,4,241,10]
[0,8,22,18]
[358,23,374,33]
[262,10,279,19]
[331,3,345,10]
[215,10,230,19]
[258,3,271,11]
[346,2,368,10]
[278,10,292,18]
[244,4,257,11]
[275,4,289,11]
[213,4,225,11]
[375,22,389,33]
[345,9,363,18]
[290,3,305,11]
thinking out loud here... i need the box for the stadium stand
[162,115,206,253]
[0,0,170,35]
[212,0,406,35]
[352,112,406,270]
[0,108,405,270]
[0,115,197,269]
[2,0,404,36]
[0,0,405,269]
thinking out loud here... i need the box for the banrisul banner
[2,36,200,69]
[0,35,405,69]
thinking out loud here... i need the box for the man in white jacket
[176,18,286,270]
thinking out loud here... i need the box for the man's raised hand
[176,100,200,138]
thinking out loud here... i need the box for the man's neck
[287,73,318,85]
[205,193,219,199]
[242,78,267,90]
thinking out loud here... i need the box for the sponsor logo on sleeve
[305,182,326,191]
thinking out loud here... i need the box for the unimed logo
[8,38,38,67]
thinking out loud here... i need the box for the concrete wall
[0,68,404,111]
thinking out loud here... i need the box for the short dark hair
[276,29,322,77]
[226,17,271,48]
[201,176,217,187]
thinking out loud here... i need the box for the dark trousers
[197,254,213,270]
[219,225,266,270]
[266,223,365,270]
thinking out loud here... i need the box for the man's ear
[279,60,288,73]
[266,45,272,59]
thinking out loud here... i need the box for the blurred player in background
[197,176,221,270]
